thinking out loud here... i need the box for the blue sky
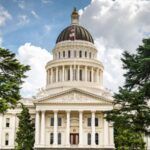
[1,0,149,97]
[0,0,91,53]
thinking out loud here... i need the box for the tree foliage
[0,48,30,113]
[15,104,35,150]
[106,38,150,149]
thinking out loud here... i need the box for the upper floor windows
[68,51,71,58]
[50,133,53,144]
[56,50,95,59]
[95,133,99,145]
[6,118,10,128]
[50,117,54,126]
[58,117,62,126]
[95,118,99,126]
[87,118,91,127]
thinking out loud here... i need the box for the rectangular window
[79,51,82,58]
[50,133,53,144]
[6,118,10,128]
[95,118,98,126]
[74,51,76,58]
[58,117,62,126]
[80,69,82,81]
[68,51,71,58]
[85,51,87,57]
[50,117,54,126]
[58,133,61,145]
[87,118,91,126]
[63,51,65,58]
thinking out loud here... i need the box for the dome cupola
[56,8,94,44]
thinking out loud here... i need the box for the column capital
[79,110,83,113]
[53,110,58,113]
[91,110,96,113]
[41,110,46,113]
[66,110,71,113]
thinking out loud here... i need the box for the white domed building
[0,9,117,150]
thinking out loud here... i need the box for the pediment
[36,88,112,105]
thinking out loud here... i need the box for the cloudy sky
[0,0,150,97]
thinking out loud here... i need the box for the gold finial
[71,7,79,25]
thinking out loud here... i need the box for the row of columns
[35,110,109,147]
[46,65,103,85]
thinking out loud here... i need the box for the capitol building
[0,8,149,150]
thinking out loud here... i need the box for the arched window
[58,133,61,145]
[50,133,53,144]
[95,133,99,145]
[5,133,9,146]
[80,69,82,81]
[63,51,65,58]
[87,133,91,145]
[68,50,71,58]
[85,51,87,58]
[79,51,82,58]
[67,69,70,81]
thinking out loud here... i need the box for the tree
[0,48,30,113]
[106,38,150,149]
[15,104,35,150]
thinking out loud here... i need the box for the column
[109,122,114,146]
[54,111,58,145]
[91,111,95,146]
[41,111,45,145]
[100,70,103,86]
[46,70,48,85]
[56,67,58,82]
[35,111,40,145]
[77,65,80,81]
[104,114,109,146]
[66,111,70,146]
[85,66,87,82]
[79,111,83,146]
[96,68,99,83]
[70,65,72,81]
[62,66,65,82]
[0,114,3,148]
[91,67,94,82]
[51,68,53,83]
[11,114,16,146]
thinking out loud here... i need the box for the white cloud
[41,0,53,4]
[18,15,30,25]
[0,5,11,27]
[80,0,150,92]
[18,1,26,9]
[17,43,52,98]
[31,10,39,19]
[44,24,52,32]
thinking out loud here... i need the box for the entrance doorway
[70,133,79,145]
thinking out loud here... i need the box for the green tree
[0,48,30,113]
[15,104,35,150]
[106,38,150,149]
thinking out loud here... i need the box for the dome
[56,25,94,44]
[56,8,94,44]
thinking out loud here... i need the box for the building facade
[0,8,149,150]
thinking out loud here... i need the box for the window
[87,133,91,145]
[63,51,65,58]
[58,133,61,145]
[74,51,76,58]
[79,69,82,81]
[59,52,60,58]
[89,52,91,58]
[5,133,9,146]
[73,69,77,80]
[58,117,62,126]
[50,133,53,144]
[67,69,70,80]
[50,117,54,126]
[87,118,91,126]
[85,51,87,57]
[89,71,92,82]
[6,118,10,128]
[95,118,98,126]
[68,51,71,58]
[79,51,82,58]
[95,133,99,145]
